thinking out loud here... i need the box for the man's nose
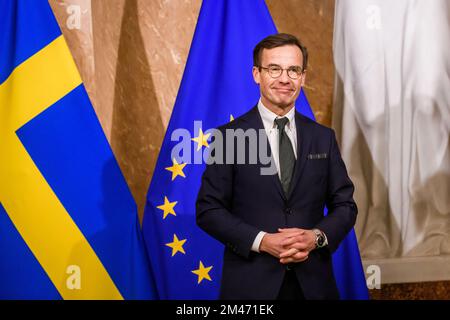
[278,70,290,83]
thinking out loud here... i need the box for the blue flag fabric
[142,0,368,299]
[0,0,157,299]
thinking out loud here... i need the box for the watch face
[317,235,325,247]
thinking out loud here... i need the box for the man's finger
[296,255,308,262]
[294,251,308,261]
[280,257,293,264]
[278,228,305,234]
[281,235,306,247]
[279,247,298,258]
[280,253,308,264]
[288,242,308,251]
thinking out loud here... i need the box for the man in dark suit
[196,33,357,300]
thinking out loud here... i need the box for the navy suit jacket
[196,105,357,299]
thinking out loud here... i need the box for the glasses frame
[258,64,305,80]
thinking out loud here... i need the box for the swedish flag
[0,0,157,299]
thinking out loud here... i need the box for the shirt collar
[257,99,296,130]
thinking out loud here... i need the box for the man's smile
[273,87,294,94]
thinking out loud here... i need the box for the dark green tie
[275,117,296,195]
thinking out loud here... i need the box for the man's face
[252,45,305,112]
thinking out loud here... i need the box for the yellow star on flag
[230,114,234,122]
[165,234,187,256]
[156,196,177,219]
[192,261,213,284]
[165,158,187,181]
[191,128,210,151]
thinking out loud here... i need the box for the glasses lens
[287,68,301,79]
[268,66,282,78]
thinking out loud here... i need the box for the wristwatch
[312,229,328,249]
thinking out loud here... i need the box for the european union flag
[142,0,368,299]
[0,0,157,299]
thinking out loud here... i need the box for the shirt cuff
[251,231,267,253]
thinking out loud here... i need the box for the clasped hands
[259,228,316,264]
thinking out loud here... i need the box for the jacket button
[285,207,292,214]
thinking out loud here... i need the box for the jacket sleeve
[196,128,260,259]
[315,129,358,253]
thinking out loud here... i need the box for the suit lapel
[287,112,312,199]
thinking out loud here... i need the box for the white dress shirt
[251,99,297,252]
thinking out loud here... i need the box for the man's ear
[300,70,307,87]
[252,66,260,84]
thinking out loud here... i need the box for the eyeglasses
[259,65,304,80]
